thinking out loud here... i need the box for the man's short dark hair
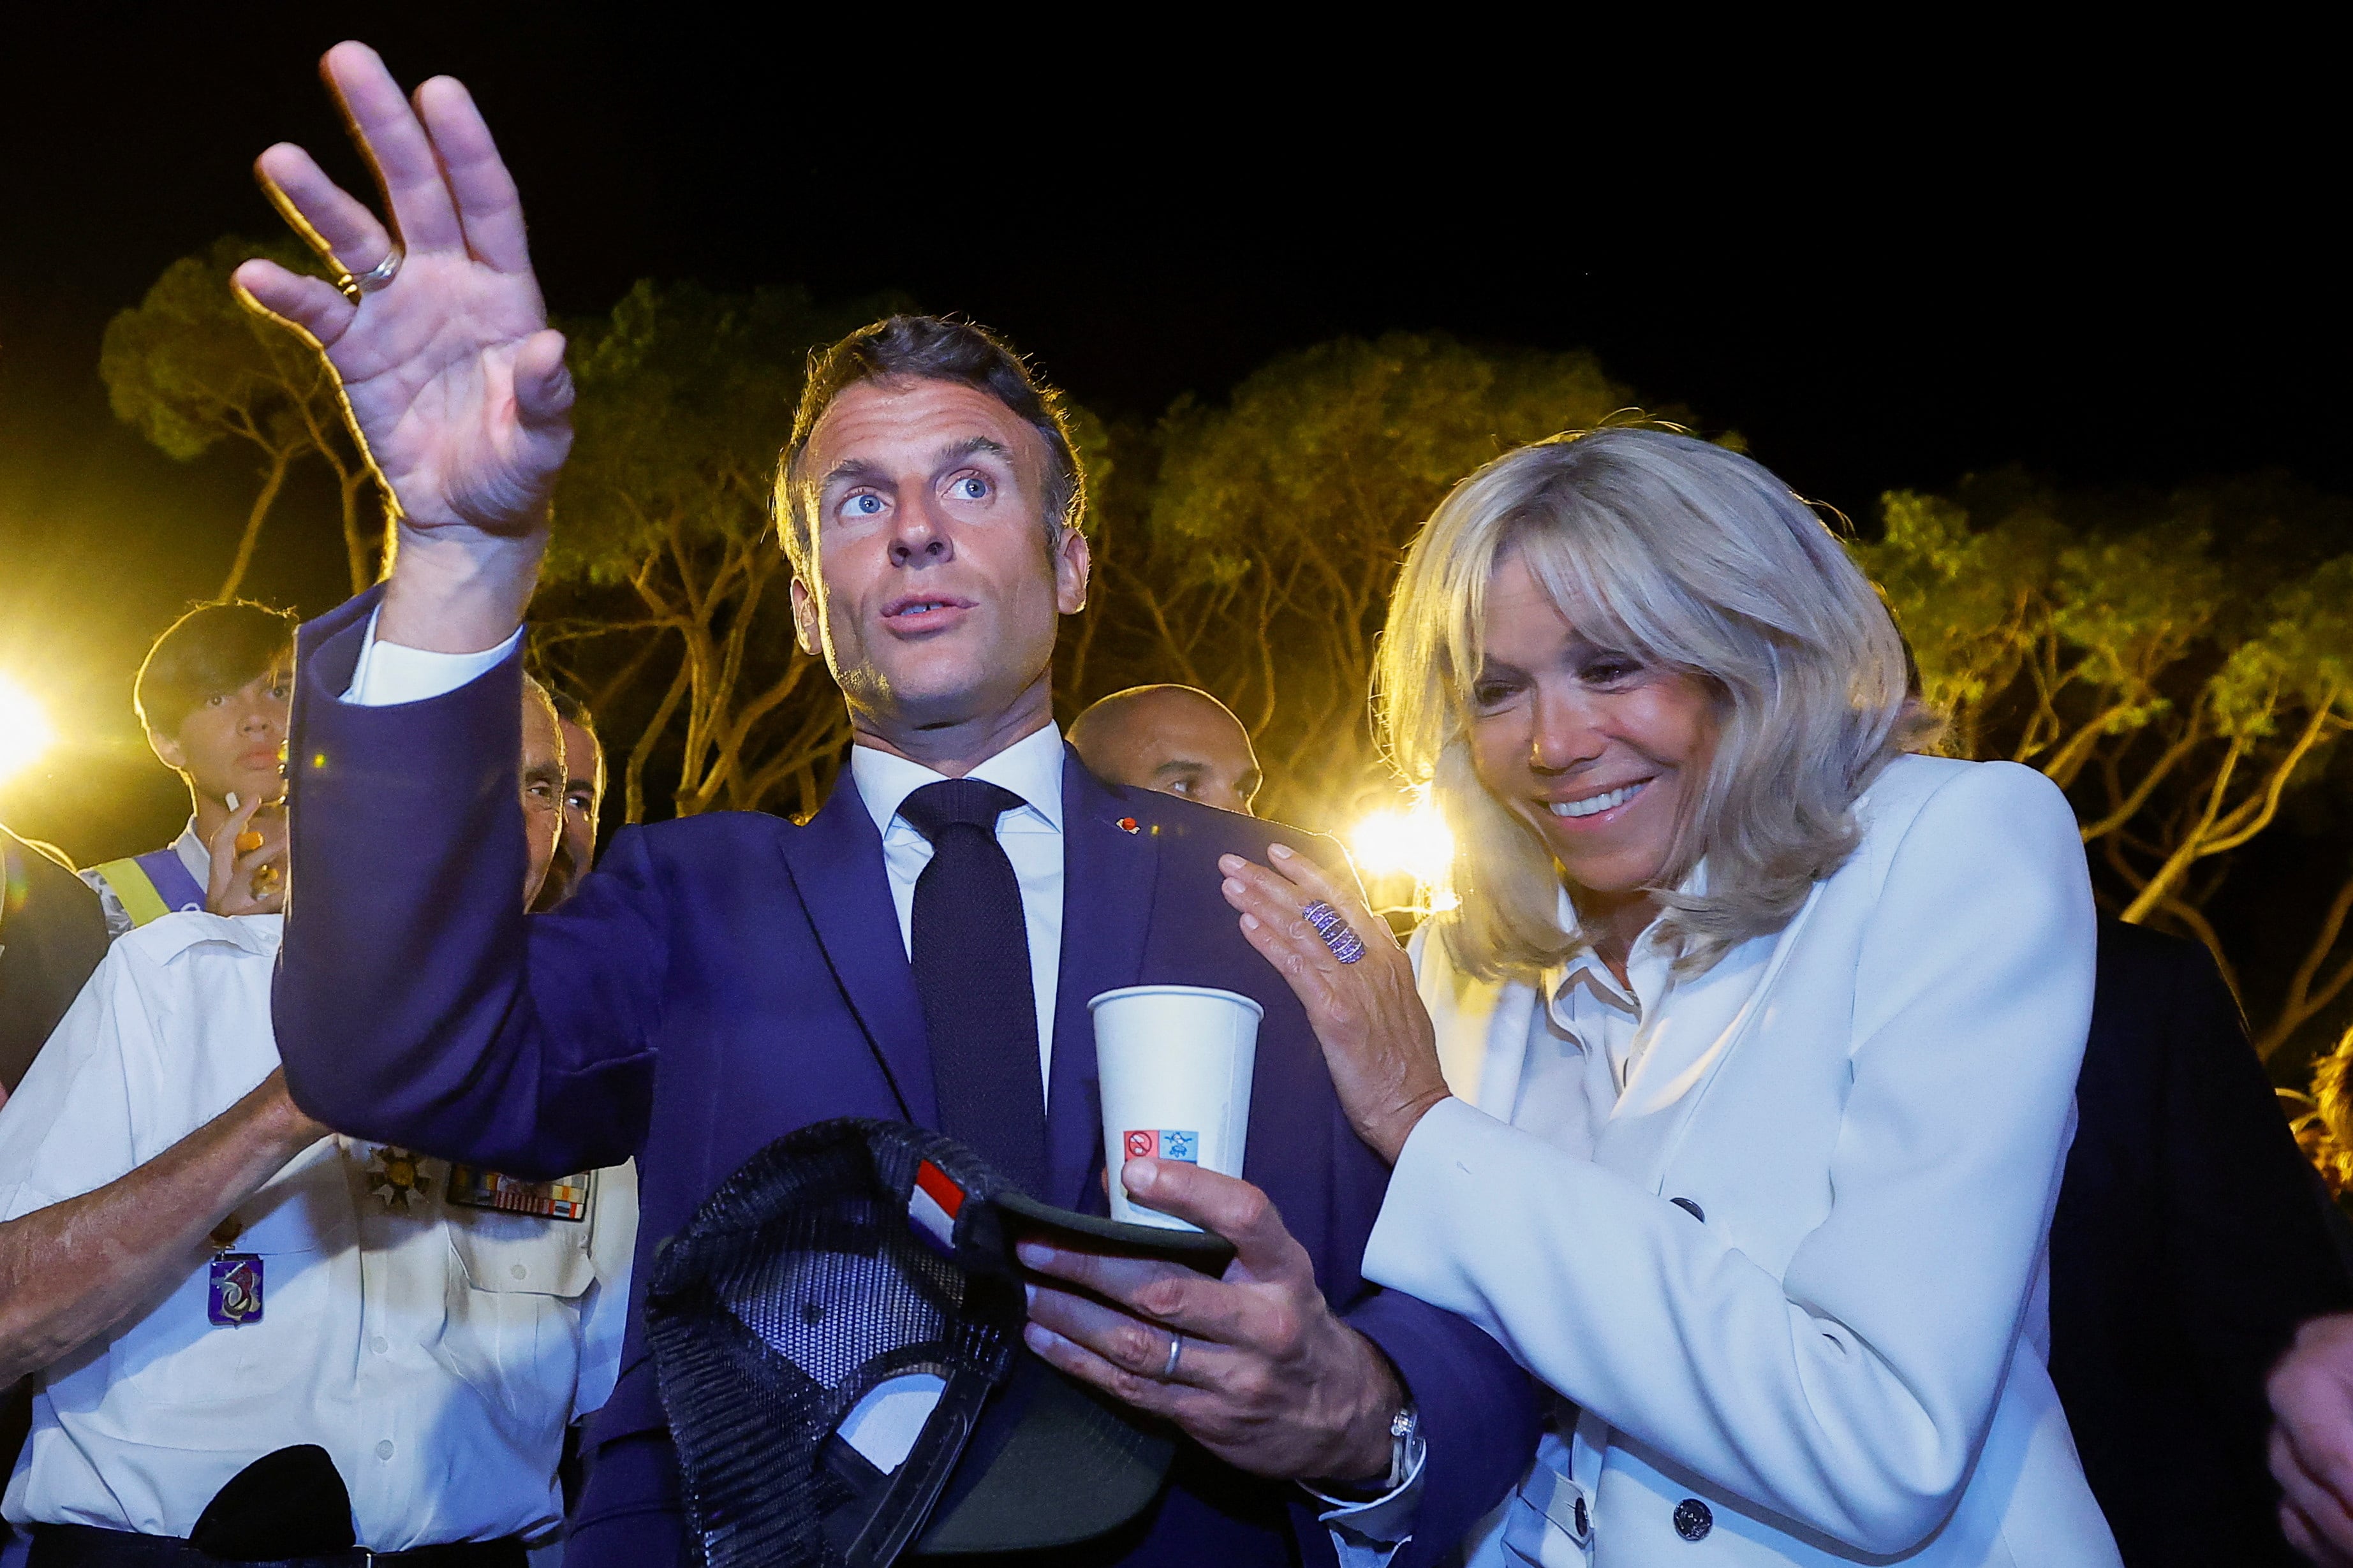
[133,601,297,736]
[549,684,596,735]
[776,315,1084,579]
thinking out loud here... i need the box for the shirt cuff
[1306,1435,1427,1567]
[341,606,523,707]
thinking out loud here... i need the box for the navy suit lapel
[1047,752,1158,1210]
[775,781,938,1127]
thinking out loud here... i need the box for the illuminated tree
[536,281,899,824]
[1106,333,1647,828]
[1859,478,2353,1059]
[100,236,382,598]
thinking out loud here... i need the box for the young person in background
[83,602,296,934]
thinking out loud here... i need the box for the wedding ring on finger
[1161,1331,1184,1381]
[1302,899,1368,965]
[334,246,403,303]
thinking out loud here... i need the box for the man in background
[1069,684,1262,815]
[2050,921,2353,1565]
[0,678,633,1563]
[533,687,605,913]
[83,602,296,934]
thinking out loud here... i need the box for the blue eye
[845,494,883,517]
[953,475,989,501]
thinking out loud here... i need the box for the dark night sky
[1,10,2342,857]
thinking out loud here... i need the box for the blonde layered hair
[1378,427,1929,982]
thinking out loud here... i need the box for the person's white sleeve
[573,1159,640,1420]
[343,605,522,707]
[1306,1440,1427,1567]
[1362,762,2095,1557]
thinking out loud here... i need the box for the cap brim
[911,1194,1234,1555]
[916,1352,1173,1555]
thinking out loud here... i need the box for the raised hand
[233,42,571,648]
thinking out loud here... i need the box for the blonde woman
[1218,429,2119,1565]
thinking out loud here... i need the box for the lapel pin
[1117,817,1139,834]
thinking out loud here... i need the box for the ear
[789,575,818,657]
[1054,527,1092,617]
[149,727,188,772]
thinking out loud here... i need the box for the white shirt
[850,727,1067,1095]
[0,913,637,1549]
[78,819,209,941]
[1507,886,1686,1163]
[341,619,1417,1562]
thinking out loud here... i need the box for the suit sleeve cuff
[343,606,524,706]
[1304,1436,1426,1566]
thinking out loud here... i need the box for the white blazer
[1365,755,2121,1567]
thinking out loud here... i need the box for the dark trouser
[27,1524,526,1568]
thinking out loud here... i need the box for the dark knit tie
[899,779,1047,1196]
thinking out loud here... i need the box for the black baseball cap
[645,1117,1234,1566]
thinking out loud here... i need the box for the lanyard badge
[208,1254,264,1326]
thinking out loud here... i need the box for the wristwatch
[1302,1400,1424,1504]
[1383,1401,1423,1493]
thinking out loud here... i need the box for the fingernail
[1269,843,1293,860]
[1015,1241,1052,1269]
[1222,877,1244,897]
[1241,913,1260,931]
[1218,854,1243,872]
[1023,1323,1056,1353]
[1023,1281,1036,1308]
[1126,1156,1158,1191]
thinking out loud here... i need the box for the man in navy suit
[244,43,1536,1567]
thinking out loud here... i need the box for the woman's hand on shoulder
[1219,844,1450,1164]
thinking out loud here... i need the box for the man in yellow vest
[83,602,296,935]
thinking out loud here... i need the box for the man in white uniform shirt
[0,680,635,1565]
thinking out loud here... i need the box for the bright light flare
[1350,796,1459,914]
[0,675,57,787]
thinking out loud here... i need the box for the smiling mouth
[1549,780,1648,819]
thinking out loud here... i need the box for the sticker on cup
[1091,985,1262,1230]
[1125,1129,1200,1164]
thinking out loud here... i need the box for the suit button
[1674,1498,1713,1541]
[1671,1197,1705,1222]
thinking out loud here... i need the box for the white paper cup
[1089,985,1263,1231]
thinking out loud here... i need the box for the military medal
[445,1164,591,1222]
[209,1254,264,1326]
[365,1146,431,1211]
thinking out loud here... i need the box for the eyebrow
[1151,760,1207,780]
[934,436,1012,469]
[816,436,1016,506]
[818,455,890,494]
[523,760,564,789]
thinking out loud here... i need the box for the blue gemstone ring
[1302,900,1368,964]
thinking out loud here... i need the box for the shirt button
[510,1263,528,1280]
[1674,1498,1713,1541]
[370,1336,388,1354]
[375,1440,395,1461]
